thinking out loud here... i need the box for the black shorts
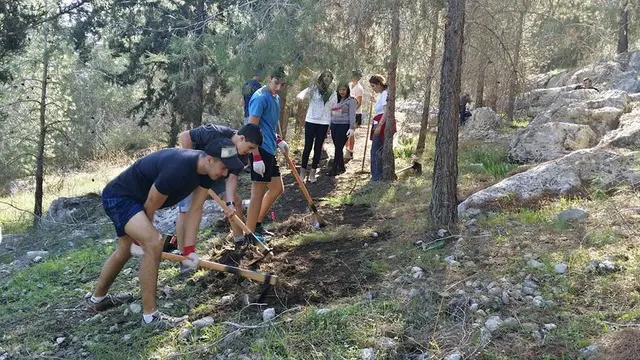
[250,147,281,182]
[355,113,363,127]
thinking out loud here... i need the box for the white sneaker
[299,168,307,182]
[309,168,317,183]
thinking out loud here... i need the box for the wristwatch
[226,201,235,207]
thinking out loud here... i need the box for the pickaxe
[395,160,423,176]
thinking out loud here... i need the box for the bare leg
[175,212,186,251]
[230,194,244,237]
[246,182,268,232]
[93,235,133,297]
[258,176,284,221]
[123,212,164,315]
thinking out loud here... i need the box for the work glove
[181,252,200,270]
[130,243,144,258]
[346,129,355,138]
[277,138,289,155]
[252,154,265,176]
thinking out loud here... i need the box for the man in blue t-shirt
[175,123,262,267]
[86,143,244,330]
[247,67,289,236]
[241,72,262,125]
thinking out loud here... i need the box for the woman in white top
[369,74,394,181]
[296,70,337,182]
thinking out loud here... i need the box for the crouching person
[86,143,244,329]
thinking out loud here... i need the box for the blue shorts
[177,178,226,213]
[102,186,144,237]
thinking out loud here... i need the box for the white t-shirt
[349,81,364,114]
[374,90,388,115]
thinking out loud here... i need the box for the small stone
[488,287,501,296]
[544,323,557,331]
[122,334,132,342]
[527,260,544,269]
[557,208,588,222]
[89,314,103,323]
[361,348,375,360]
[162,302,174,309]
[437,229,448,238]
[315,308,331,316]
[555,263,568,274]
[108,324,118,333]
[579,344,600,358]
[129,303,142,314]
[81,352,89,357]
[444,353,462,360]
[390,270,400,278]
[36,283,44,289]
[363,291,375,301]
[220,295,234,305]
[476,310,487,317]
[375,337,397,350]
[464,261,476,268]
[56,337,66,345]
[504,317,518,328]
[532,330,543,342]
[522,287,534,295]
[455,289,466,296]
[263,308,276,322]
[123,308,130,316]
[27,251,49,260]
[363,243,369,248]
[412,271,424,279]
[469,303,479,312]
[407,288,420,298]
[484,316,503,332]
[480,295,491,304]
[411,266,423,274]
[33,256,44,263]
[370,232,378,238]
[193,316,215,329]
[533,299,544,307]
[501,291,510,305]
[181,328,192,340]
[480,327,492,345]
[122,268,132,276]
[486,281,497,290]
[465,219,477,228]
[521,322,538,331]
[600,260,616,272]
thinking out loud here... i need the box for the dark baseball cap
[204,139,245,172]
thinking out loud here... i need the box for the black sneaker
[142,312,187,330]
[255,223,275,237]
[85,293,133,312]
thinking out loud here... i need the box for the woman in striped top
[329,82,356,176]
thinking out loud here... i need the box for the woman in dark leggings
[329,82,356,176]
[296,70,336,183]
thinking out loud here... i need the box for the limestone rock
[509,122,597,163]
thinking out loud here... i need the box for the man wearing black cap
[86,142,244,330]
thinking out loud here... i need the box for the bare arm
[355,95,363,110]
[144,184,168,222]
[182,186,208,248]
[225,174,239,203]
[178,131,193,149]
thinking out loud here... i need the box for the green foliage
[469,149,518,179]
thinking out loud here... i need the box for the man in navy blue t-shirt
[175,123,262,265]
[86,142,244,330]
[246,67,289,237]
[241,72,262,125]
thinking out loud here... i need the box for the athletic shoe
[142,312,187,330]
[255,223,275,237]
[85,293,133,312]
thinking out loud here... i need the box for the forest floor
[1,111,640,360]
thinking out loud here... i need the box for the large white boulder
[599,108,640,149]
[509,122,597,163]
[459,146,640,217]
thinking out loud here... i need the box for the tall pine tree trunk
[618,0,629,54]
[278,88,289,139]
[382,0,401,180]
[505,5,525,123]
[416,7,440,156]
[429,0,465,228]
[34,14,51,224]
[192,0,205,127]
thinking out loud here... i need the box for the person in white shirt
[369,74,394,181]
[295,70,337,183]
[346,70,364,160]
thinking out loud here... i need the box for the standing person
[369,74,394,181]
[174,123,263,273]
[246,67,290,237]
[345,70,364,160]
[459,93,472,126]
[329,82,356,176]
[86,145,244,329]
[241,72,263,125]
[296,70,337,183]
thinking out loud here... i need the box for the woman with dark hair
[329,82,356,176]
[368,74,394,181]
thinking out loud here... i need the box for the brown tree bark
[428,0,466,228]
[278,88,289,139]
[34,13,51,224]
[416,6,441,156]
[382,0,401,181]
[505,3,526,123]
[618,0,629,54]
[191,0,205,127]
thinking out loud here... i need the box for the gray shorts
[178,178,226,213]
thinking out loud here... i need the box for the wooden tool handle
[161,252,278,286]
[283,153,323,224]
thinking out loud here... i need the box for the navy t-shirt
[189,124,248,175]
[106,149,214,208]
[242,79,262,117]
